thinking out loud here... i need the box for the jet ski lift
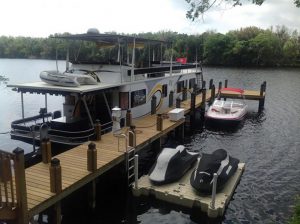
[132,149,245,218]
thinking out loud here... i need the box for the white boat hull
[206,99,247,122]
[40,71,97,87]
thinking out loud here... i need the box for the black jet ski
[149,145,199,185]
[190,148,239,194]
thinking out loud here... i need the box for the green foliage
[0,26,299,67]
[185,0,299,20]
[289,196,300,224]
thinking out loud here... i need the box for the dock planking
[0,85,265,223]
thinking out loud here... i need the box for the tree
[185,0,300,20]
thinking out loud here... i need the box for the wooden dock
[132,163,245,218]
[0,81,266,223]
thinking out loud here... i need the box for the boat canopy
[54,32,167,45]
[220,87,244,94]
[7,82,120,95]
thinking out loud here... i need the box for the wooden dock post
[94,120,101,140]
[41,138,51,164]
[200,88,207,123]
[176,97,181,108]
[224,79,228,101]
[209,79,213,89]
[156,114,163,131]
[50,158,62,194]
[49,158,62,224]
[13,148,28,224]
[87,142,97,172]
[182,87,187,101]
[258,81,267,112]
[202,80,206,89]
[210,84,215,105]
[190,92,196,128]
[126,110,132,127]
[169,91,174,107]
[129,125,136,147]
[87,142,97,211]
[218,81,222,92]
[151,95,157,115]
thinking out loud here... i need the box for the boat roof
[7,82,120,95]
[55,32,167,45]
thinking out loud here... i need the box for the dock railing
[0,148,28,224]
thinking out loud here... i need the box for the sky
[0,0,299,37]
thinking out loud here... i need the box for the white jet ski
[149,145,199,185]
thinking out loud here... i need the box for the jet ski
[149,145,199,185]
[190,149,239,194]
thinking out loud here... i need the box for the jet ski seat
[190,148,239,194]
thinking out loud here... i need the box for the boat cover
[190,149,239,194]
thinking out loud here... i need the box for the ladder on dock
[126,146,136,187]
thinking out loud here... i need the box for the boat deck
[132,163,245,218]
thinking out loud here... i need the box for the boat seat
[52,110,62,119]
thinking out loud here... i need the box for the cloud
[0,0,299,37]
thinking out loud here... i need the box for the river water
[0,59,299,224]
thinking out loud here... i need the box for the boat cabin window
[189,78,196,89]
[131,89,146,108]
[119,92,129,110]
[177,81,184,93]
[162,84,168,98]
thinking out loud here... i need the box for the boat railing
[11,113,53,131]
[122,63,199,83]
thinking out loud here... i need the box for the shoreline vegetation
[289,196,300,224]
[0,26,299,68]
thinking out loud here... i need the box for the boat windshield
[214,100,244,108]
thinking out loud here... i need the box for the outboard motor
[190,149,239,194]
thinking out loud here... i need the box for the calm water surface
[0,59,299,224]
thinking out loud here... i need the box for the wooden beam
[13,147,29,224]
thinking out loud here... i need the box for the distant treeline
[0,26,299,67]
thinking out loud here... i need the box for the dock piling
[94,120,101,140]
[182,87,187,101]
[126,110,132,127]
[176,97,181,108]
[13,148,28,224]
[129,125,136,147]
[169,91,174,107]
[41,139,52,164]
[210,173,218,209]
[258,81,267,112]
[218,81,222,93]
[209,79,213,89]
[151,96,157,115]
[190,92,196,128]
[224,80,228,100]
[210,84,215,105]
[87,142,97,172]
[156,114,163,131]
[134,155,139,189]
[202,80,206,89]
[49,158,62,194]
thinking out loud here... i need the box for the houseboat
[8,29,203,149]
